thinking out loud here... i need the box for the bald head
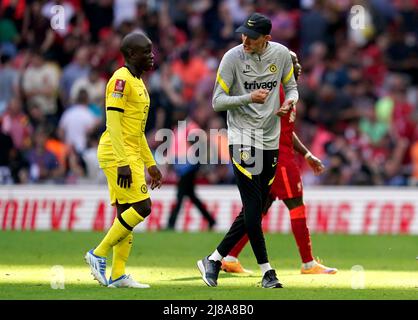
[120,32,154,74]
[121,32,151,58]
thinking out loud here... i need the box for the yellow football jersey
[97,66,155,169]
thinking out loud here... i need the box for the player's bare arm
[292,132,324,176]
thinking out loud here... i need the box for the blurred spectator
[1,97,33,150]
[225,0,255,25]
[207,0,237,48]
[113,0,138,29]
[322,54,350,89]
[266,1,298,48]
[92,29,123,77]
[0,54,19,115]
[58,88,99,153]
[82,131,106,184]
[70,67,106,108]
[170,47,210,103]
[300,2,330,57]
[381,135,408,186]
[59,46,90,106]
[26,100,48,129]
[22,50,60,120]
[45,128,69,171]
[82,0,114,43]
[303,41,327,90]
[410,140,418,186]
[376,74,415,143]
[0,2,20,57]
[311,84,355,133]
[0,123,14,184]
[194,51,218,107]
[64,145,86,184]
[24,127,61,183]
[21,1,55,54]
[0,0,25,31]
[361,36,388,88]
[148,61,185,130]
[385,27,418,81]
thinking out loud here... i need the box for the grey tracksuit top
[212,42,298,150]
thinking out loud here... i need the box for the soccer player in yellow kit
[85,32,162,288]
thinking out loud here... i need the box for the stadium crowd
[0,0,417,186]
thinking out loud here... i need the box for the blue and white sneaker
[108,274,150,288]
[84,249,108,286]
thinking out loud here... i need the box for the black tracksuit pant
[217,145,278,264]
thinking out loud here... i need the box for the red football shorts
[270,156,303,200]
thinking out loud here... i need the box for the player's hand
[276,99,295,117]
[250,89,270,104]
[305,153,325,176]
[117,165,132,188]
[148,165,162,190]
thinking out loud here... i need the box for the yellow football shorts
[102,162,150,205]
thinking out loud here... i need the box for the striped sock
[94,207,144,257]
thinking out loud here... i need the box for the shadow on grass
[168,272,260,282]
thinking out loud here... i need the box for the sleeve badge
[114,79,126,92]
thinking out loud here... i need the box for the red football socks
[289,205,314,263]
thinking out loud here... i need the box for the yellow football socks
[93,206,144,257]
[111,232,133,280]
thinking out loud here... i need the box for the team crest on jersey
[141,184,148,193]
[240,151,250,161]
[114,79,126,92]
[269,64,277,73]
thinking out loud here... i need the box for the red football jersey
[279,85,296,155]
[271,84,303,200]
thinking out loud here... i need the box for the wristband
[304,152,312,159]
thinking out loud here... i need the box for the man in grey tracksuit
[197,12,298,289]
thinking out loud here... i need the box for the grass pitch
[0,231,417,300]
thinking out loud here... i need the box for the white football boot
[108,274,150,288]
[84,249,108,286]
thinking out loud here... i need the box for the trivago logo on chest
[244,80,278,90]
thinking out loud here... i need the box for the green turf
[0,231,417,300]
